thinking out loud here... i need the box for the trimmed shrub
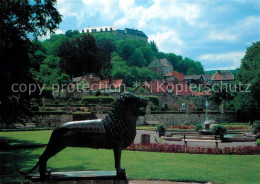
[195,124,203,132]
[256,139,260,146]
[156,124,166,137]
[81,96,114,104]
[252,124,260,134]
[212,125,227,140]
[141,95,160,106]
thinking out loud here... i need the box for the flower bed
[166,125,195,129]
[126,143,260,155]
[225,126,250,130]
[165,125,250,131]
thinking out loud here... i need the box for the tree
[166,53,182,70]
[128,48,146,67]
[149,41,159,54]
[117,40,136,61]
[0,0,61,123]
[38,56,70,85]
[65,30,79,38]
[42,34,68,56]
[233,41,260,119]
[140,46,156,66]
[177,58,204,75]
[59,34,112,78]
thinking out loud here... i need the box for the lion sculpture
[20,92,148,178]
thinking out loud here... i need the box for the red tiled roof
[202,80,211,85]
[149,80,192,95]
[193,91,211,96]
[165,71,185,81]
[212,70,234,81]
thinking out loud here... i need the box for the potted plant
[156,123,166,137]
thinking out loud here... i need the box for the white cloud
[198,51,245,70]
[208,30,238,41]
[208,16,260,42]
[149,30,183,54]
[114,0,201,28]
[54,0,259,70]
[38,29,64,41]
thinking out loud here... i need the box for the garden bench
[25,123,36,128]
[14,123,25,129]
[183,135,221,148]
[146,121,159,125]
[14,123,36,129]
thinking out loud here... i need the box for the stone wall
[142,112,237,125]
[6,111,236,128]
[95,111,237,125]
[53,91,219,111]
[30,112,96,127]
[30,112,73,127]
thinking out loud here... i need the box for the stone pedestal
[27,171,128,184]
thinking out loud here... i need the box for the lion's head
[103,92,148,148]
[113,92,148,117]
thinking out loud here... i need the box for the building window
[110,28,112,31]
[105,28,108,31]
[100,28,103,32]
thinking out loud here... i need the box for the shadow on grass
[0,148,41,182]
[0,138,105,182]
[0,137,46,150]
[0,137,45,182]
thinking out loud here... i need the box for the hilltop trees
[58,34,113,78]
[117,39,155,67]
[177,58,204,75]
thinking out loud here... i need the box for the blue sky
[51,0,260,70]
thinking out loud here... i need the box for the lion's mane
[103,93,138,149]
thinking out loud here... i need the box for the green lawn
[0,131,260,183]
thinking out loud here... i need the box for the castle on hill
[79,26,148,42]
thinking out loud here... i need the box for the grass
[0,130,52,145]
[0,131,260,183]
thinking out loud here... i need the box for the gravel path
[129,180,210,184]
[134,130,256,148]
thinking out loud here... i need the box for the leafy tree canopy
[0,0,62,123]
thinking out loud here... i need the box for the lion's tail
[19,161,39,176]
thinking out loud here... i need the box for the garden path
[135,130,256,148]
[130,180,211,184]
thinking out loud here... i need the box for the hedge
[81,96,114,104]
[141,95,160,106]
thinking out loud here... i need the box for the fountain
[200,100,218,135]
